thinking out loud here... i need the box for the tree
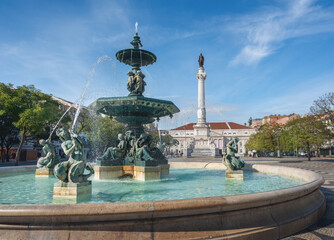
[245,123,281,155]
[0,115,17,162]
[85,116,125,157]
[68,108,90,134]
[149,131,174,147]
[282,116,330,160]
[310,92,334,127]
[0,84,16,162]
[4,126,20,162]
[0,84,63,166]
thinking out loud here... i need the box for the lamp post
[276,132,281,158]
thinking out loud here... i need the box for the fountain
[0,25,326,239]
[90,29,179,181]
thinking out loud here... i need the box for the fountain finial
[135,22,138,34]
[131,34,143,49]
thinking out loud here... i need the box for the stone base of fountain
[94,166,124,179]
[134,166,161,181]
[35,168,54,177]
[225,169,244,179]
[53,181,92,204]
[94,164,170,181]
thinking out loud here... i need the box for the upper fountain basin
[89,95,180,124]
[116,49,156,67]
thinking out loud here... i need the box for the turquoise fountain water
[0,168,304,205]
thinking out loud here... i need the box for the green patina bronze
[37,139,60,169]
[97,130,167,167]
[90,95,179,125]
[53,128,94,183]
[222,137,245,171]
[92,31,178,168]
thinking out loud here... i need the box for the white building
[169,122,255,156]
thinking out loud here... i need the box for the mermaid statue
[53,128,94,183]
[222,137,245,171]
[37,139,60,169]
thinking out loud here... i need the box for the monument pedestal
[134,166,161,181]
[53,181,92,204]
[225,169,243,180]
[35,168,53,177]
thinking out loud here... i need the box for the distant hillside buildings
[251,113,300,128]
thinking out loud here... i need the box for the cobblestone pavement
[272,159,334,240]
[170,157,334,239]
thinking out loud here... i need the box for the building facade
[169,122,255,156]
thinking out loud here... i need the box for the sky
[1,0,334,130]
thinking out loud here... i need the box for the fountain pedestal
[94,166,124,179]
[134,166,161,181]
[53,181,92,203]
[35,168,53,177]
[225,169,244,179]
[94,164,170,181]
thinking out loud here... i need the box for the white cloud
[229,0,334,65]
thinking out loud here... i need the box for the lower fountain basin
[0,163,325,240]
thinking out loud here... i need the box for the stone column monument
[190,54,218,157]
[194,53,210,138]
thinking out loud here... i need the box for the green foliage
[282,115,330,160]
[0,83,65,165]
[85,116,125,155]
[68,108,90,134]
[149,131,174,147]
[12,85,61,135]
[246,115,330,160]
[245,123,281,153]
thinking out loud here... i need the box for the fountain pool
[0,168,304,205]
[0,163,325,239]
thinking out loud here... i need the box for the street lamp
[276,132,281,158]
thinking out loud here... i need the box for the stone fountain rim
[0,163,324,219]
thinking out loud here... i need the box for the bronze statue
[222,137,245,171]
[198,53,204,68]
[125,130,136,157]
[126,70,146,95]
[37,139,60,169]
[53,128,94,183]
[101,134,127,160]
[134,70,146,94]
[126,71,135,93]
[135,133,166,162]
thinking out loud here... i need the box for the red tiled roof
[171,122,251,130]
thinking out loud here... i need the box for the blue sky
[1,0,334,129]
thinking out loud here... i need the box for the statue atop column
[198,53,204,68]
